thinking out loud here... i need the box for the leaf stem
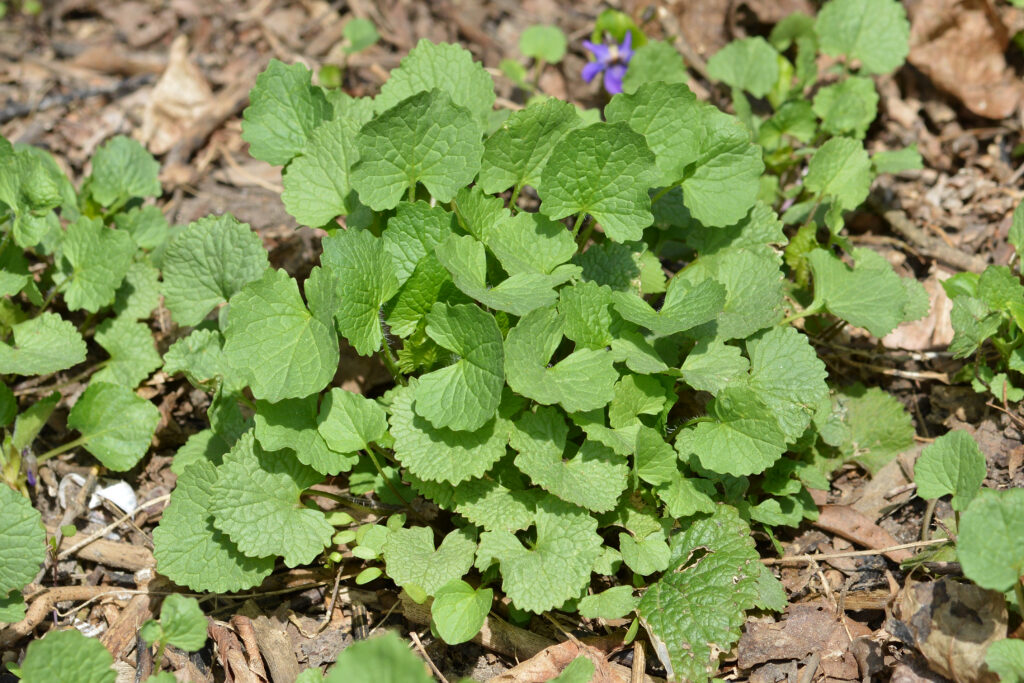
[36,435,91,465]
[365,445,411,506]
[508,183,523,212]
[152,641,167,673]
[576,219,596,251]
[378,345,406,387]
[38,281,63,313]
[1015,579,1024,614]
[570,213,587,240]
[650,185,674,205]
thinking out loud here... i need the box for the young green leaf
[549,658,596,683]
[519,25,567,63]
[621,41,689,94]
[680,341,750,394]
[87,135,161,207]
[154,594,208,651]
[323,631,432,683]
[222,268,339,402]
[957,488,1024,591]
[948,295,1001,359]
[0,312,86,375]
[352,89,483,210]
[381,200,456,285]
[282,116,361,226]
[476,495,601,613]
[382,526,477,596]
[113,204,168,251]
[430,579,493,645]
[0,590,26,623]
[67,382,160,471]
[804,137,872,213]
[814,0,909,75]
[985,640,1024,683]
[113,261,161,320]
[812,77,878,138]
[537,121,657,242]
[707,37,780,98]
[62,216,135,312]
[0,484,46,596]
[153,459,274,593]
[611,276,726,336]
[255,395,357,476]
[578,585,638,620]
[317,387,388,455]
[161,213,269,326]
[914,430,986,511]
[93,317,161,388]
[20,628,116,683]
[163,328,231,390]
[414,303,504,431]
[241,60,332,165]
[835,385,914,474]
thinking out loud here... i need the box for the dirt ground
[1,0,1023,681]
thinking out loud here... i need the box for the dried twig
[762,538,950,565]
[410,630,449,683]
[867,195,988,273]
[57,494,170,561]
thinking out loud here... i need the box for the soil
[1,1,1022,681]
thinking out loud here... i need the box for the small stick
[631,639,646,683]
[409,630,448,683]
[57,494,170,561]
[761,538,949,565]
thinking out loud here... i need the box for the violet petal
[604,64,627,94]
[582,60,604,83]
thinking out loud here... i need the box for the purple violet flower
[582,31,634,95]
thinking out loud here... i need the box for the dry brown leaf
[882,267,955,350]
[738,601,870,672]
[486,641,618,683]
[814,504,913,563]
[140,35,214,155]
[908,0,1024,119]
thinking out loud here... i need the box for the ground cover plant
[1,0,1023,679]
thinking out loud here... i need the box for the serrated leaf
[680,340,749,393]
[572,240,641,291]
[807,247,910,337]
[477,496,601,613]
[450,478,540,533]
[815,0,909,75]
[759,100,817,149]
[62,216,135,312]
[986,639,1024,682]
[0,484,45,595]
[0,590,26,623]
[414,303,503,431]
[948,295,1001,359]
[222,268,339,402]
[156,594,207,651]
[352,89,483,210]
[611,276,725,337]
[837,385,914,474]
[162,213,269,326]
[608,375,671,429]
[634,426,679,485]
[382,526,477,596]
[282,116,361,226]
[914,430,986,511]
[113,261,161,320]
[67,382,159,471]
[958,488,1024,591]
[315,389,387,459]
[578,586,638,620]
[0,312,86,375]
[154,459,274,592]
[872,146,923,174]
[210,431,332,567]
[88,135,160,207]
[163,328,230,389]
[241,60,331,165]
[430,579,492,644]
[676,386,787,476]
[505,306,618,413]
[707,37,779,97]
[804,137,872,212]
[478,97,582,194]
[323,631,432,683]
[559,280,616,348]
[978,265,1024,313]
[20,629,116,683]
[389,380,509,484]
[520,25,566,62]
[812,77,878,138]
[510,406,628,512]
[113,204,168,251]
[376,40,495,128]
[382,201,456,285]
[638,506,761,682]
[621,41,690,94]
[538,121,657,242]
[255,394,357,476]
[745,325,828,441]
[657,472,717,518]
[93,317,161,387]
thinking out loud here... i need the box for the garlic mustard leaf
[431,579,492,645]
[163,328,231,390]
[382,526,477,596]
[382,201,456,285]
[812,77,878,138]
[836,385,914,474]
[707,37,779,97]
[255,395,356,476]
[282,116,361,226]
[948,295,1001,359]
[608,375,672,429]
[620,527,671,575]
[241,60,331,165]
[745,325,828,442]
[153,459,274,592]
[572,240,642,291]
[317,387,387,454]
[450,478,540,533]
[93,317,161,388]
[155,594,208,652]
[958,488,1024,591]
[978,264,1024,313]
[320,226,399,356]
[676,386,787,476]
[657,472,717,518]
[21,629,116,683]
[914,430,986,511]
[476,495,602,613]
[222,268,339,402]
[806,247,909,337]
[87,135,161,207]
[985,640,1024,682]
[805,137,872,212]
[414,303,504,431]
[538,121,657,242]
[611,276,725,336]
[62,216,134,312]
[162,214,269,326]
[638,506,761,683]
[815,0,909,75]
[559,280,616,348]
[510,406,628,512]
[352,89,483,210]
[210,431,331,567]
[621,41,689,94]
[383,253,461,338]
[389,380,510,484]
[680,341,749,393]
[479,97,582,193]
[113,205,168,251]
[578,586,638,620]
[68,382,159,471]
[635,426,679,485]
[0,484,45,595]
[0,312,86,375]
[376,40,495,128]
[0,591,26,623]
[324,631,432,683]
[504,307,618,413]
[113,261,161,320]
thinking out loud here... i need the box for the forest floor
[1,0,1023,681]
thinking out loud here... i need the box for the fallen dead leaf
[486,640,618,683]
[908,0,1024,119]
[140,35,214,155]
[882,266,955,350]
[814,504,913,563]
[893,577,1006,682]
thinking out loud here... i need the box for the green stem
[39,281,63,313]
[576,220,596,251]
[650,185,674,205]
[570,213,587,240]
[1015,580,1024,616]
[407,183,416,203]
[508,183,523,212]
[153,641,167,674]
[530,58,547,90]
[36,435,91,465]
[365,446,411,506]
[378,346,406,387]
